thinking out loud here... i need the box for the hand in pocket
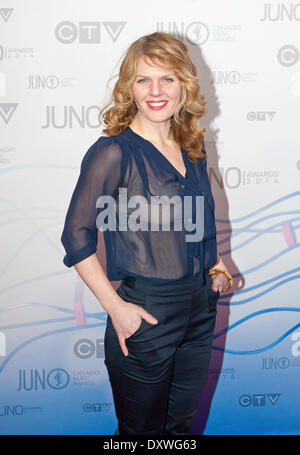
[109,299,159,357]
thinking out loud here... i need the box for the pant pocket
[125,318,146,341]
[125,293,164,343]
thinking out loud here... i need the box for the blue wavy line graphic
[217,213,300,236]
[0,307,299,373]
[0,301,76,315]
[212,323,300,355]
[217,214,300,249]
[215,191,300,223]
[0,322,106,374]
[221,243,300,278]
[0,222,62,279]
[218,271,300,305]
[213,307,300,339]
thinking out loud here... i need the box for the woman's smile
[146,100,168,110]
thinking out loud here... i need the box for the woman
[61,31,233,435]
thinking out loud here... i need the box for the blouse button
[181,184,185,189]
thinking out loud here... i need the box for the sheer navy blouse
[61,126,217,286]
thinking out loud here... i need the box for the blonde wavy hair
[98,31,207,163]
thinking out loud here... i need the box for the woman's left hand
[209,255,232,294]
[211,273,230,294]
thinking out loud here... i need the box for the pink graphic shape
[282,222,296,247]
[74,276,85,326]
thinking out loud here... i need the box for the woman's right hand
[109,299,159,357]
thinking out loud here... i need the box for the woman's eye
[136,78,174,84]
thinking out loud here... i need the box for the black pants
[104,268,219,435]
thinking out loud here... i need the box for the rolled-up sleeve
[61,137,126,267]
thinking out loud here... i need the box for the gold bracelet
[208,268,233,293]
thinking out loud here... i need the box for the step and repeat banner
[1,0,299,435]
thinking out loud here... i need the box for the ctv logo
[54,21,126,44]
[0,8,14,22]
[239,394,281,407]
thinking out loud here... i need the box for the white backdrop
[1,0,300,435]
